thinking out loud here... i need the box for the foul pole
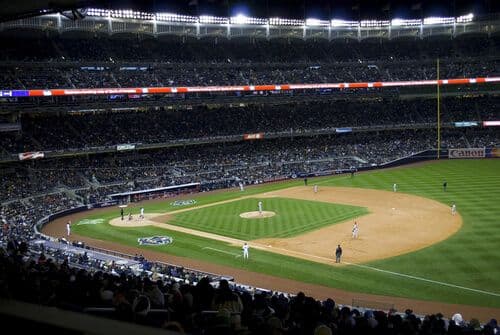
[437,58,441,159]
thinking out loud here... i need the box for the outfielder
[258,201,263,215]
[242,242,249,259]
[352,221,359,239]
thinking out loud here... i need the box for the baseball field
[43,159,500,320]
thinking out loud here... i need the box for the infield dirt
[104,186,461,265]
[41,186,500,321]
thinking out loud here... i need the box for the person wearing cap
[335,244,342,263]
[242,242,249,260]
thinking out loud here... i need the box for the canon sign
[448,148,485,159]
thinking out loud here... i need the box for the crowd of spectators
[2,58,499,90]
[1,128,498,216]
[1,34,499,91]
[1,236,499,334]
[1,193,81,241]
[1,96,499,153]
[1,127,495,247]
[2,128,497,202]
[1,33,500,333]
[1,35,498,63]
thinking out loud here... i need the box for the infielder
[140,207,144,219]
[242,242,249,259]
[352,221,359,239]
[258,201,263,215]
[313,184,318,193]
[66,221,71,237]
[451,203,457,215]
[393,183,397,192]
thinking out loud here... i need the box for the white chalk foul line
[344,262,500,297]
[251,244,500,298]
[202,246,241,258]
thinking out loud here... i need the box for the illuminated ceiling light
[269,17,304,26]
[305,18,329,26]
[423,16,455,25]
[231,13,248,24]
[456,13,474,23]
[391,18,421,26]
[199,15,228,24]
[331,19,358,27]
[360,20,390,27]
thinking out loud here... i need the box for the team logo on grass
[170,199,197,207]
[77,218,105,225]
[138,236,173,246]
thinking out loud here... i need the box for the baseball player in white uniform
[352,221,359,239]
[393,183,397,192]
[451,203,457,215]
[140,207,144,219]
[239,182,245,192]
[258,201,263,215]
[242,242,249,259]
[66,221,71,237]
[313,184,318,193]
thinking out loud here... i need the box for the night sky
[101,0,499,20]
[0,0,498,24]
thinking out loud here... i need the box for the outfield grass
[168,197,367,239]
[73,159,500,307]
[320,159,500,298]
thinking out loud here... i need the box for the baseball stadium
[1,1,500,334]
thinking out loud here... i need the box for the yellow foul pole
[437,58,441,159]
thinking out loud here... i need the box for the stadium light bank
[85,7,474,27]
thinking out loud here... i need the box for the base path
[107,186,462,265]
[41,186,497,321]
[254,186,462,264]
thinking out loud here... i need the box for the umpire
[335,244,342,263]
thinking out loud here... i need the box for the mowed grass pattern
[321,159,500,294]
[168,197,368,239]
[73,159,500,307]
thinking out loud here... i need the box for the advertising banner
[117,144,135,151]
[18,151,44,161]
[490,148,500,158]
[483,121,500,127]
[448,148,485,159]
[243,133,264,140]
[454,121,478,127]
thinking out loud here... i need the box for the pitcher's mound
[239,211,276,219]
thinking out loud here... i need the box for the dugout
[108,182,200,203]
